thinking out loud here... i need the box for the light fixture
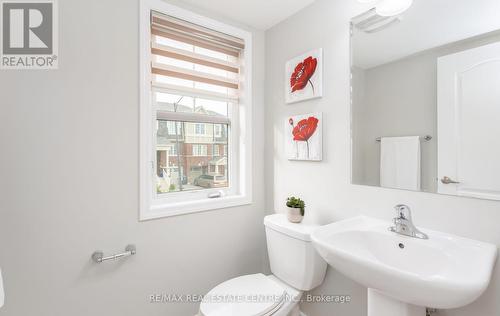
[375,0,413,16]
[352,8,401,34]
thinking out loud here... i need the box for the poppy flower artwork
[286,113,323,161]
[285,49,323,104]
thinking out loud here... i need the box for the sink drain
[398,243,405,249]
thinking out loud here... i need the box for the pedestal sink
[311,216,497,316]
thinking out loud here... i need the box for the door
[438,41,500,199]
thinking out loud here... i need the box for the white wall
[0,0,266,315]
[264,1,500,315]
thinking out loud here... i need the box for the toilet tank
[264,214,327,291]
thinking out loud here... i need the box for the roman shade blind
[150,11,245,106]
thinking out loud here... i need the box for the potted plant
[286,196,305,223]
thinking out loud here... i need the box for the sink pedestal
[368,289,425,316]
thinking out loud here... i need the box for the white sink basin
[311,216,497,310]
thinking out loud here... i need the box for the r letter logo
[1,0,58,69]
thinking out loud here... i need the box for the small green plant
[286,196,305,216]
[169,184,176,192]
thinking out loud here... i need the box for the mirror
[350,0,500,200]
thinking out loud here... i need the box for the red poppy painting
[285,49,323,104]
[286,113,322,161]
[290,56,317,93]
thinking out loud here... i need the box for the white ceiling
[353,0,500,69]
[178,0,316,30]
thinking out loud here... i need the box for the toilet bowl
[198,214,327,316]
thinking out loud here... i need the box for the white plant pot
[286,206,304,223]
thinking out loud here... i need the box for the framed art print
[285,112,323,161]
[285,48,323,104]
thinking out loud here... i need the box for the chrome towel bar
[92,244,136,263]
[375,135,432,142]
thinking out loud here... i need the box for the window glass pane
[155,92,228,117]
[156,92,194,106]
[156,120,229,194]
[194,98,228,117]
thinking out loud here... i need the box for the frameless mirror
[351,0,500,200]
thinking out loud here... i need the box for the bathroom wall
[0,0,266,315]
[352,30,500,193]
[264,1,500,315]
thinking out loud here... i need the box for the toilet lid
[200,274,286,316]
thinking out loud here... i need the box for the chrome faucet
[389,204,428,239]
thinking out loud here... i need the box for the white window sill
[140,194,252,221]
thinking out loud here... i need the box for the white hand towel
[380,136,421,191]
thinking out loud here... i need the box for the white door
[437,41,500,200]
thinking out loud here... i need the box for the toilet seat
[199,274,289,316]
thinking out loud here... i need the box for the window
[214,124,222,137]
[195,123,205,135]
[168,144,177,156]
[140,0,252,220]
[192,144,208,156]
[166,121,181,135]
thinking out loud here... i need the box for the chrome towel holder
[375,135,432,142]
[92,244,136,263]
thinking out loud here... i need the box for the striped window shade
[150,10,245,115]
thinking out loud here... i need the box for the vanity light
[375,0,413,16]
[352,8,401,34]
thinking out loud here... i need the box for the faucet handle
[394,204,412,220]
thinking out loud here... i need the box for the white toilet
[198,214,327,316]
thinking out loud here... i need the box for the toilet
[198,214,327,316]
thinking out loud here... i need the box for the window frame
[139,0,253,220]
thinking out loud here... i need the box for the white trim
[142,195,252,220]
[139,0,253,221]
